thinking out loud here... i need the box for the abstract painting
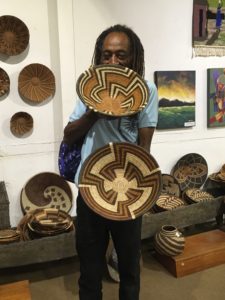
[207,68,225,127]
[154,71,196,130]
[193,0,225,56]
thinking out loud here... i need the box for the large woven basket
[76,64,149,116]
[171,153,208,191]
[20,172,73,214]
[79,142,162,220]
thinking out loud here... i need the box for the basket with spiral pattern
[20,172,73,214]
[79,142,162,220]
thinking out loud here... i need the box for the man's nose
[109,54,119,64]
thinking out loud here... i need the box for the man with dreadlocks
[64,24,158,300]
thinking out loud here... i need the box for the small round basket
[0,67,10,97]
[154,194,186,212]
[27,208,74,237]
[18,63,55,103]
[0,15,29,56]
[0,228,20,244]
[10,111,33,137]
[183,188,214,204]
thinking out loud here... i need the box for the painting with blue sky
[154,71,196,129]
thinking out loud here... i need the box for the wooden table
[0,280,31,300]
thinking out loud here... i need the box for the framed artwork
[207,68,225,127]
[193,0,225,57]
[154,71,196,130]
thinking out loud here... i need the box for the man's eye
[103,54,111,60]
[117,54,127,60]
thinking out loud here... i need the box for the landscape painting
[154,71,196,130]
[207,68,225,127]
[193,0,225,56]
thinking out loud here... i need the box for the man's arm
[138,127,155,153]
[63,110,98,146]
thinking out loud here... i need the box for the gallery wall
[71,0,225,173]
[0,0,225,226]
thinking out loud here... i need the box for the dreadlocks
[92,24,145,77]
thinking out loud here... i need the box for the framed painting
[207,68,225,127]
[154,71,196,130]
[193,0,225,57]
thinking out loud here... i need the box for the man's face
[100,32,132,68]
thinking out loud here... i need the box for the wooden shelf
[155,229,225,277]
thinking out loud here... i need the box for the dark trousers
[75,193,142,300]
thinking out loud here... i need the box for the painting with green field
[154,71,196,130]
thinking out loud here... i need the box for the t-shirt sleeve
[138,81,158,128]
[69,100,87,122]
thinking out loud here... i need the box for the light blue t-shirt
[69,81,158,185]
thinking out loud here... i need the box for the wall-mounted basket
[0,15,29,56]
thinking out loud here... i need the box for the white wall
[1,0,225,226]
[0,0,73,226]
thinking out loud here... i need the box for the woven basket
[10,112,33,137]
[0,68,10,97]
[171,153,208,191]
[0,15,29,56]
[76,64,149,116]
[79,142,162,220]
[18,63,55,103]
[20,172,73,214]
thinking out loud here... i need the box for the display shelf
[0,230,76,269]
[141,196,225,239]
[154,229,225,277]
[0,177,224,269]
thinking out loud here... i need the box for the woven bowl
[10,111,33,137]
[154,194,186,212]
[79,142,162,220]
[76,64,149,116]
[27,208,74,236]
[183,188,214,204]
[0,15,29,56]
[171,153,208,192]
[0,67,10,97]
[0,228,20,244]
[20,172,73,214]
[18,63,55,103]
